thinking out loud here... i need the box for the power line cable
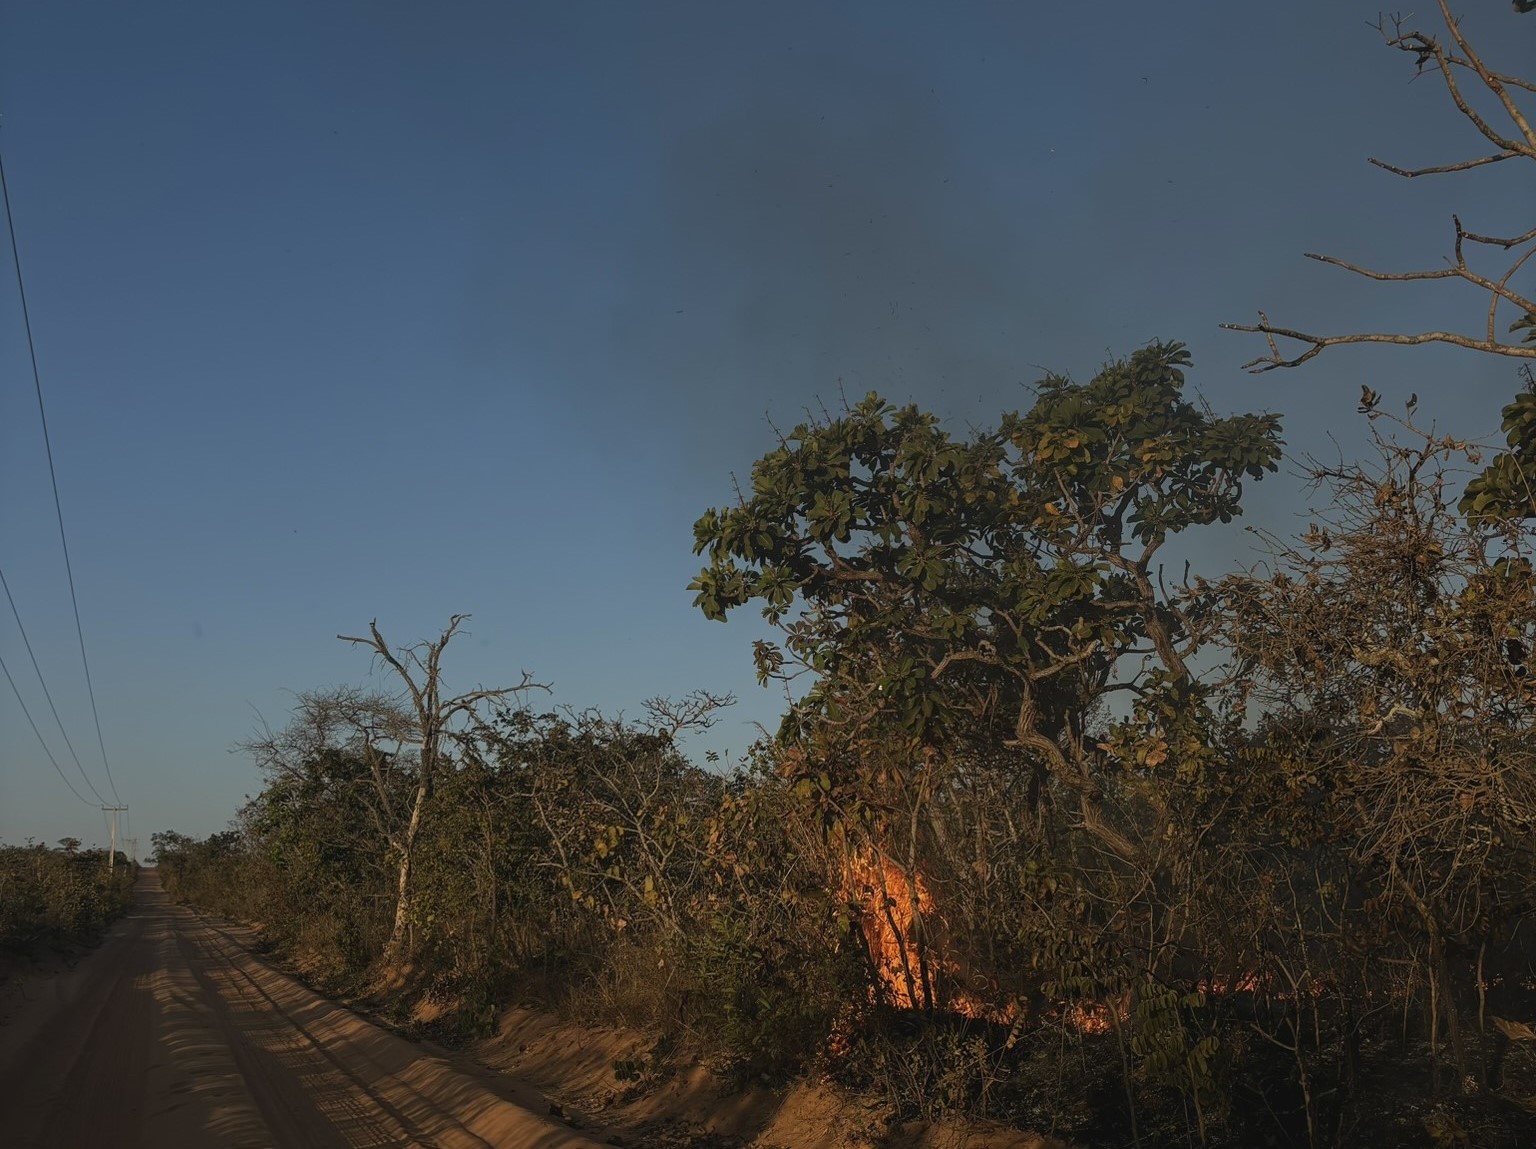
[0,131,122,805]
[0,564,107,804]
[0,648,95,806]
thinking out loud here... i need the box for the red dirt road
[0,871,606,1148]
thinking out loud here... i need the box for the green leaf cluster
[689,341,1282,767]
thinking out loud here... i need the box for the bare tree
[1224,2,1535,371]
[236,685,414,875]
[338,615,545,961]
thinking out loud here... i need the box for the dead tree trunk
[339,615,543,965]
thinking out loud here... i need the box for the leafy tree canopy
[690,342,1284,765]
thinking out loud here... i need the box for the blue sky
[2,1,1533,849]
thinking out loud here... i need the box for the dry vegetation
[0,843,136,957]
[156,383,1536,1148]
[153,6,1536,1147]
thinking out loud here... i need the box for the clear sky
[2,2,1533,850]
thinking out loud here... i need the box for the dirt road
[0,871,607,1148]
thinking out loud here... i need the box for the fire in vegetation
[838,848,1021,1026]
[1061,997,1128,1035]
[841,847,941,1012]
[842,845,1326,1033]
[843,847,1117,1027]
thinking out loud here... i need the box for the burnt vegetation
[152,6,1536,1147]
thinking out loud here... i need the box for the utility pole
[102,805,127,871]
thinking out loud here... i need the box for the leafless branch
[335,614,550,958]
[1222,316,1536,372]
[1462,224,1536,250]
[1303,237,1535,310]
[1429,0,1536,153]
[1229,6,1535,371]
[1368,151,1517,178]
[640,690,736,739]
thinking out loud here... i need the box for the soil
[0,870,1069,1147]
[0,870,607,1148]
[471,1004,1069,1149]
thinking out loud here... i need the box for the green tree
[692,341,1280,853]
[691,341,1282,1098]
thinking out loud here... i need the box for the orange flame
[837,844,1318,1032]
[842,847,938,1010]
[838,847,1017,1023]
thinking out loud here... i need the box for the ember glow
[839,847,1321,1033]
[1062,997,1129,1034]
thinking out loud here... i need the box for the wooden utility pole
[102,805,127,871]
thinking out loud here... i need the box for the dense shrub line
[156,354,1536,1147]
[0,843,137,955]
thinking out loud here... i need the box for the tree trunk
[387,781,429,962]
[338,616,544,968]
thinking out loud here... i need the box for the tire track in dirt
[180,919,428,1147]
[0,872,609,1148]
[1,911,154,1146]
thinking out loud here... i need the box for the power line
[0,565,108,804]
[0,648,95,807]
[0,132,122,805]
